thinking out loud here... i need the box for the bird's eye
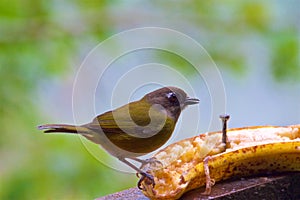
[167,92,176,99]
[166,92,179,105]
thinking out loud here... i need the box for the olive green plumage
[38,86,199,184]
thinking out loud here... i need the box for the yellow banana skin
[140,125,300,200]
[182,141,300,195]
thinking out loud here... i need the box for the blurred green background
[0,1,299,199]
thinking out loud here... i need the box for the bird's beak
[184,97,200,105]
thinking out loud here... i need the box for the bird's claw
[137,172,155,190]
[140,157,163,171]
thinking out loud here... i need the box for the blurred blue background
[0,1,299,199]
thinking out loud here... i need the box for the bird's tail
[37,124,89,134]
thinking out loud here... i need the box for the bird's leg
[130,157,163,170]
[118,157,155,190]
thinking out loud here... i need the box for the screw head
[219,114,230,121]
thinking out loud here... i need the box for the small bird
[38,86,199,188]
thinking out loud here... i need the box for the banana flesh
[139,125,300,200]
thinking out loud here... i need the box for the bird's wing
[86,102,169,138]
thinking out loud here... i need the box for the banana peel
[139,125,300,200]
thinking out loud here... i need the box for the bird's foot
[130,157,163,171]
[137,172,155,190]
[140,157,163,170]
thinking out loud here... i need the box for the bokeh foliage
[0,1,298,199]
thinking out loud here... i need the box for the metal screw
[220,114,230,145]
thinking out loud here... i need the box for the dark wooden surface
[97,173,300,200]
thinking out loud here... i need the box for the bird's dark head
[142,87,199,121]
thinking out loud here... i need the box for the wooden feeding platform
[98,173,300,200]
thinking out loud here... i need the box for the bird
[38,86,199,188]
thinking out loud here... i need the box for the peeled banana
[139,125,300,200]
